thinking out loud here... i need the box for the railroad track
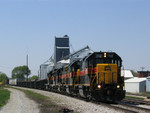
[43,89,148,113]
[91,101,138,113]
[88,100,150,113]
[43,89,150,113]
[114,98,150,113]
[14,86,150,113]
[122,98,150,105]
[74,96,150,113]
[113,101,150,113]
[65,94,150,113]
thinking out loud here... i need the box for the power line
[141,67,145,71]
[0,66,12,69]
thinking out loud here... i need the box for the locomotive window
[95,54,103,58]
[112,60,114,63]
[108,54,114,58]
[112,60,121,67]
[95,59,104,64]
[118,60,121,67]
[95,59,112,64]
[115,60,117,64]
[105,59,111,63]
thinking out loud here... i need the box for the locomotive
[11,35,125,102]
[47,49,125,102]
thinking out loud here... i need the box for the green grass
[23,90,49,101]
[9,86,75,113]
[0,87,10,109]
[9,87,49,100]
[126,92,150,97]
[125,96,145,100]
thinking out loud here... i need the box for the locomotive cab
[85,52,125,101]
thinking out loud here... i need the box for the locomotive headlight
[98,85,101,89]
[104,53,107,58]
[117,85,120,89]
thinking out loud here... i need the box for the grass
[0,86,10,109]
[23,90,49,100]
[9,86,75,113]
[126,92,150,97]
[125,96,145,100]
[23,90,59,113]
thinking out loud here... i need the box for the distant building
[138,71,150,78]
[39,35,70,80]
[39,63,50,80]
[146,76,150,92]
[125,77,146,93]
[54,35,70,66]
[121,70,134,80]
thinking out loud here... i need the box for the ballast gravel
[0,88,40,113]
[12,86,123,113]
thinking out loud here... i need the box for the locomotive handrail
[90,65,97,91]
[90,66,93,90]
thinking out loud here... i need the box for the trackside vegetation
[0,72,8,85]
[10,87,75,113]
[126,92,150,97]
[0,87,10,109]
[125,96,145,100]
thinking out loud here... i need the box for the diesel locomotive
[10,36,125,102]
[47,51,125,102]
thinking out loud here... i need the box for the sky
[0,0,150,78]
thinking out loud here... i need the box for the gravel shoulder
[0,88,40,113]
[12,86,123,113]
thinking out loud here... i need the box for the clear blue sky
[0,0,150,78]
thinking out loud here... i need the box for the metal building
[138,71,150,78]
[39,63,49,80]
[39,35,70,80]
[125,77,146,93]
[39,36,94,80]
[54,35,70,66]
[146,76,150,92]
[121,70,134,80]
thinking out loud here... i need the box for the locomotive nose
[96,64,118,84]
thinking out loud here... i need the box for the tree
[11,65,31,80]
[0,72,8,84]
[131,70,138,77]
[29,75,39,81]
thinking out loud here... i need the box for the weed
[0,87,10,109]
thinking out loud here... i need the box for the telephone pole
[26,50,29,81]
[141,67,145,71]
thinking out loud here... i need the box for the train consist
[9,35,125,102]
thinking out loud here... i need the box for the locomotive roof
[84,51,122,61]
[95,52,121,58]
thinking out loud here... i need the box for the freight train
[9,36,125,102]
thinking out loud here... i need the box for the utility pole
[26,50,29,81]
[141,67,145,71]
